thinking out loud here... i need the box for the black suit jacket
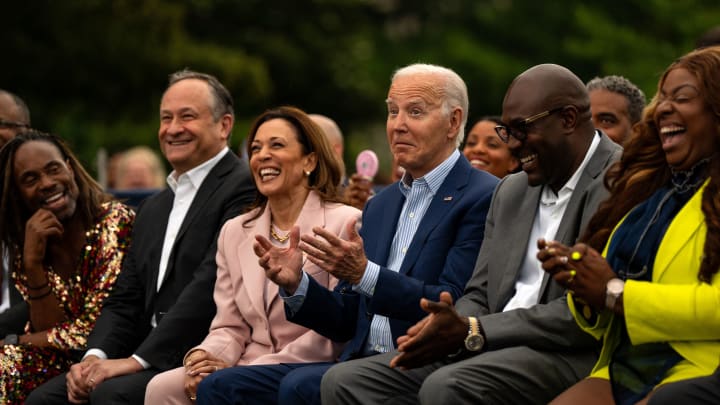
[87,151,255,370]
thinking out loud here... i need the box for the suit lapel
[370,187,404,266]
[539,134,619,295]
[399,158,468,275]
[159,153,236,288]
[145,189,174,306]
[653,182,706,281]
[494,184,542,310]
[238,206,273,316]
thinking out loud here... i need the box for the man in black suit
[26,70,255,404]
[0,89,32,339]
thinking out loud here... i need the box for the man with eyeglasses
[0,89,31,149]
[322,64,622,404]
[0,89,31,341]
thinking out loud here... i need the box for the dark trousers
[196,362,334,405]
[26,369,159,405]
[648,367,720,405]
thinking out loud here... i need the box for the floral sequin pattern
[0,201,134,404]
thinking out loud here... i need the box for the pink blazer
[191,191,360,365]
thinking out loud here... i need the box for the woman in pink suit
[144,106,360,404]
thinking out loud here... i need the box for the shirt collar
[541,131,600,204]
[398,149,460,196]
[166,147,230,192]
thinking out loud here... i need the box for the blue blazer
[288,156,498,360]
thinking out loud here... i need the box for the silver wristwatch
[605,278,625,311]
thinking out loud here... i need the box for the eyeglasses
[494,106,565,143]
[0,119,29,130]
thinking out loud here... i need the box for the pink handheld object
[356,150,379,179]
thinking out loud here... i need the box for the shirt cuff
[83,348,108,361]
[131,354,151,370]
[280,272,309,316]
[353,261,380,296]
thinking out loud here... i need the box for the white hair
[391,63,469,146]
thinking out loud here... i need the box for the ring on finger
[559,256,568,264]
[568,269,577,283]
[571,251,582,261]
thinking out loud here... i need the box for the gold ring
[190,395,197,401]
[214,365,218,372]
[568,269,577,284]
[571,251,582,261]
[89,378,95,384]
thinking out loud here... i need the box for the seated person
[0,130,133,402]
[144,106,360,403]
[540,45,720,404]
[462,115,519,177]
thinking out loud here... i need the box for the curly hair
[242,106,345,226]
[586,75,647,124]
[582,46,720,283]
[0,130,111,260]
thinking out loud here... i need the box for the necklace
[270,223,290,243]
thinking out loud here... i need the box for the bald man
[0,89,31,338]
[309,113,345,178]
[322,64,622,404]
[0,89,31,149]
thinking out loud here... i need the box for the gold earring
[305,170,311,176]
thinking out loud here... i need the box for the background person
[541,45,720,404]
[586,75,646,145]
[144,105,360,404]
[462,115,519,178]
[0,130,133,403]
[0,89,32,339]
[114,146,166,190]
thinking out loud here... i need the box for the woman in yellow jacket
[538,45,720,405]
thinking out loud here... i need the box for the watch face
[607,278,625,295]
[465,335,484,352]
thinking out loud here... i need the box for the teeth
[470,159,487,167]
[260,168,280,176]
[45,192,63,204]
[520,154,537,164]
[660,126,685,135]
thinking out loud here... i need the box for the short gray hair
[586,75,646,124]
[391,64,469,146]
[167,69,234,121]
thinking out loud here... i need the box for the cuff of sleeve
[131,354,151,370]
[83,348,108,361]
[280,272,309,316]
[353,261,380,296]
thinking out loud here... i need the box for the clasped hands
[253,218,367,294]
[66,356,143,404]
[536,238,616,311]
[183,350,227,401]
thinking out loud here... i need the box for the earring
[305,170,311,176]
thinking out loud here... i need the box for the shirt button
[402,247,407,254]
[409,212,415,218]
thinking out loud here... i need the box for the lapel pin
[443,196,453,201]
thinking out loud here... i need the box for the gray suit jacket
[456,132,622,353]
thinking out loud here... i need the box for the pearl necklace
[270,224,290,243]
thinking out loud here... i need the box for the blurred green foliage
[3,0,719,178]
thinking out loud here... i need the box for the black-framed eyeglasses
[0,119,29,130]
[494,106,565,143]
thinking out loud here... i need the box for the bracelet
[26,279,49,290]
[27,287,53,300]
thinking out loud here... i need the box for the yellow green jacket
[568,182,720,383]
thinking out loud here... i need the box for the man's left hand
[390,292,468,369]
[83,357,144,390]
[299,219,367,284]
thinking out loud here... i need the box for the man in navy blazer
[26,70,255,404]
[196,64,498,404]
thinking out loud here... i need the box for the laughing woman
[0,131,133,403]
[539,46,720,404]
[144,106,360,404]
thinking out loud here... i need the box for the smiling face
[653,68,718,171]
[249,118,317,201]
[13,140,79,221]
[589,89,634,144]
[463,120,519,177]
[158,79,231,175]
[386,73,461,179]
